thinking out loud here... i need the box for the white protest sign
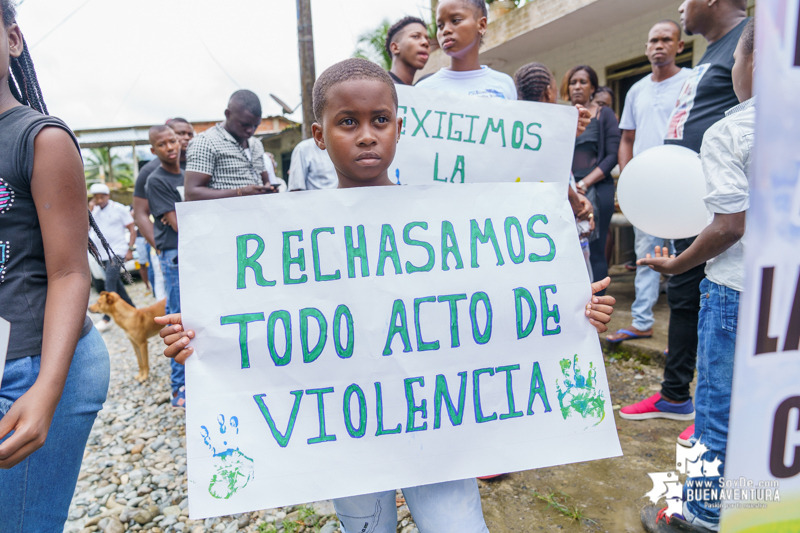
[390,86,575,186]
[178,183,621,518]
[721,2,800,530]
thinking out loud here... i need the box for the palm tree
[84,148,134,186]
[353,19,392,71]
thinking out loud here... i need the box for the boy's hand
[587,277,615,333]
[154,313,195,365]
[575,105,591,137]
[240,185,271,196]
[575,194,593,221]
[637,246,679,274]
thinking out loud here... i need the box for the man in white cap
[89,183,136,331]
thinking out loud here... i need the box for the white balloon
[617,145,708,239]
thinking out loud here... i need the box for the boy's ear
[396,117,403,143]
[311,122,326,150]
[677,39,685,55]
[389,40,400,58]
[150,146,156,155]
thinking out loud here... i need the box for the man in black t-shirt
[132,118,194,280]
[144,125,187,409]
[133,118,193,299]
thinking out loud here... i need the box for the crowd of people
[0,0,756,532]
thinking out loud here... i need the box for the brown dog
[89,291,166,382]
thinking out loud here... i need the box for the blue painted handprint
[200,414,254,500]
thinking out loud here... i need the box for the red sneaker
[678,424,695,447]
[619,393,695,421]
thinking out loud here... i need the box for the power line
[30,0,94,50]
[199,37,241,89]
[110,64,146,123]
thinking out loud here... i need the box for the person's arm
[618,129,635,172]
[125,222,136,261]
[637,212,745,274]
[0,127,91,469]
[163,211,178,233]
[132,197,156,249]
[639,119,750,275]
[184,171,269,201]
[287,144,307,192]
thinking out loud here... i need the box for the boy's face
[170,122,195,153]
[312,79,402,188]
[151,129,181,165]
[436,0,486,58]
[224,105,261,143]
[732,38,754,103]
[392,23,430,70]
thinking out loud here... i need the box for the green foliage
[282,519,299,533]
[532,490,597,525]
[298,504,317,520]
[257,523,277,533]
[353,19,392,70]
[84,147,134,187]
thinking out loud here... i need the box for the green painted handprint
[555,355,605,426]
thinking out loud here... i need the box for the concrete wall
[261,126,303,179]
[511,2,693,89]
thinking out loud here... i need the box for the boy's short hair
[149,124,174,143]
[739,17,755,56]
[312,58,398,123]
[385,16,427,57]
[228,90,262,117]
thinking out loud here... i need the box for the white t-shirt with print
[415,66,517,100]
[619,68,691,157]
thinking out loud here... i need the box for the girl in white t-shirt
[415,0,516,99]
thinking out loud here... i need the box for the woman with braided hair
[0,0,111,527]
[515,62,596,277]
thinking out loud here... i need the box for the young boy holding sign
[157,58,615,532]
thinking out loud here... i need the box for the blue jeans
[631,228,667,331]
[334,478,489,533]
[683,278,738,529]
[0,328,110,532]
[159,248,184,394]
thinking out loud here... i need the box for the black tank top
[0,105,92,360]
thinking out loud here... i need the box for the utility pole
[296,0,316,139]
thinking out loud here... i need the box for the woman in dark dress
[561,65,621,286]
[0,1,111,528]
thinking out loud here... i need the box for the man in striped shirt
[184,90,277,201]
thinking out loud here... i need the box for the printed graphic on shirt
[0,241,9,285]
[0,178,14,215]
[469,88,506,99]
[665,64,710,141]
